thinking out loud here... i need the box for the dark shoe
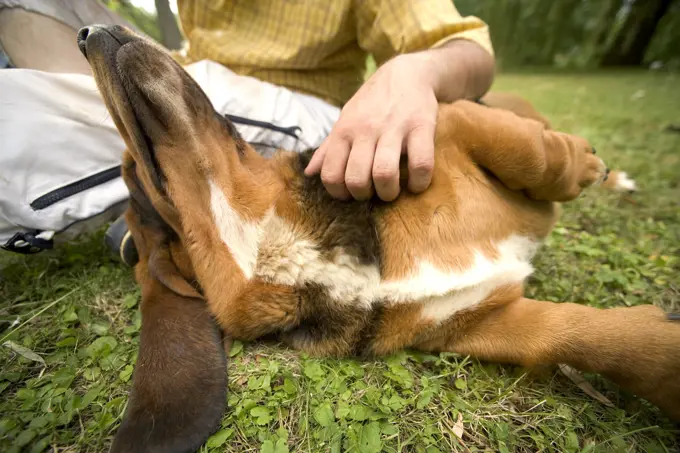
[105,215,138,266]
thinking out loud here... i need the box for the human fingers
[319,138,352,200]
[344,137,377,200]
[372,131,404,202]
[405,122,435,193]
[304,140,328,176]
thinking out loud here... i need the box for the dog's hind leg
[416,297,680,421]
[438,101,608,202]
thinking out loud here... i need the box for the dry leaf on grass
[558,363,614,407]
[452,412,464,440]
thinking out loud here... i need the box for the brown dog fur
[79,25,679,453]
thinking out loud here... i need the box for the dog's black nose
[77,26,93,58]
[77,25,109,59]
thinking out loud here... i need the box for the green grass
[2,70,680,453]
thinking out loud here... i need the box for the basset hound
[77,24,678,453]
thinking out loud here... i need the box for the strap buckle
[1,231,54,254]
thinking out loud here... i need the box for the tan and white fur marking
[210,175,538,320]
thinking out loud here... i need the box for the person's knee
[0,8,91,74]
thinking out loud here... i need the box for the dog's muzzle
[77,24,137,60]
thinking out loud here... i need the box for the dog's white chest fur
[210,181,538,322]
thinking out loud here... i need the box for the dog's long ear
[110,261,227,453]
[148,245,203,300]
[110,262,227,453]
[110,156,227,453]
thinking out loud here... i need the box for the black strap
[223,113,301,138]
[1,231,53,254]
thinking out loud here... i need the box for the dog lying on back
[77,25,679,453]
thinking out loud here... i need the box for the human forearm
[406,38,495,103]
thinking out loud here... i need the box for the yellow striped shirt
[176,0,493,107]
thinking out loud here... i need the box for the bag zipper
[30,116,300,211]
[224,113,301,138]
[30,166,122,211]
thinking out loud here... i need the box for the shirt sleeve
[354,0,494,66]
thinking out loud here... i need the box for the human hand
[304,53,439,202]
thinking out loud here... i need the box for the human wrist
[417,49,461,101]
[411,39,495,103]
[388,51,443,97]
